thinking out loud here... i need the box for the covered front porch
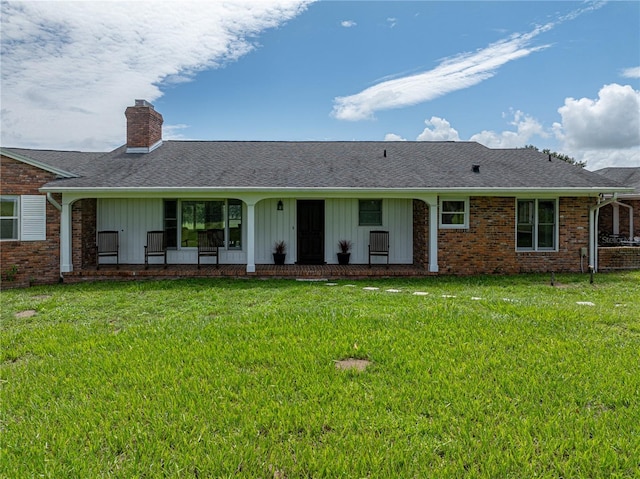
[62,263,432,284]
[61,193,440,276]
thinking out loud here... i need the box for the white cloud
[385,111,543,147]
[331,3,603,121]
[621,66,640,79]
[383,85,639,169]
[0,0,313,150]
[574,148,640,171]
[341,20,356,28]
[384,133,406,141]
[416,117,460,142]
[163,123,191,141]
[556,84,640,150]
[470,110,546,148]
[553,83,640,169]
[387,17,397,28]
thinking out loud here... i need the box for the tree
[523,145,586,168]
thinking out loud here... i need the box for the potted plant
[273,240,286,265]
[337,239,352,265]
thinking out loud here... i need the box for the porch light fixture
[277,200,284,211]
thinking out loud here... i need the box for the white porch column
[589,205,598,272]
[428,198,439,273]
[245,201,256,273]
[612,204,620,235]
[60,199,73,273]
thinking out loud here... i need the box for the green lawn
[1,273,639,478]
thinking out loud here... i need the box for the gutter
[46,192,62,211]
[38,186,634,197]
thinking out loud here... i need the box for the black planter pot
[273,253,286,265]
[337,252,351,265]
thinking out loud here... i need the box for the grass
[1,272,639,478]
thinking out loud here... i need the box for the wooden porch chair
[197,229,223,269]
[96,230,119,270]
[144,230,166,269]
[368,230,389,268]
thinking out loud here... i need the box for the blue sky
[1,1,639,170]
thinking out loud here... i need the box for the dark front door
[297,200,325,264]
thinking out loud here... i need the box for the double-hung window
[516,199,557,251]
[1,195,46,241]
[1,196,19,240]
[439,198,468,229]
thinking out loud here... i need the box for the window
[1,196,19,240]
[1,195,46,241]
[181,200,225,247]
[439,199,468,228]
[164,199,242,250]
[359,199,382,226]
[164,200,178,248]
[227,199,242,248]
[516,199,557,250]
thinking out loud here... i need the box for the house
[592,167,640,271]
[1,99,633,287]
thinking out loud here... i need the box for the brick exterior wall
[598,247,640,270]
[437,196,595,275]
[72,199,97,270]
[412,199,429,268]
[0,155,62,288]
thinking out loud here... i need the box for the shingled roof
[3,141,628,193]
[2,147,106,178]
[594,167,640,196]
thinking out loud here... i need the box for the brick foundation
[598,247,640,270]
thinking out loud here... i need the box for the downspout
[46,192,62,211]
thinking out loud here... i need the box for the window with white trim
[164,199,242,250]
[1,195,46,241]
[359,199,382,226]
[1,196,19,240]
[516,199,557,251]
[439,198,469,229]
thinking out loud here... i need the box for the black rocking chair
[368,230,389,268]
[96,230,119,270]
[144,230,167,269]
[197,229,223,269]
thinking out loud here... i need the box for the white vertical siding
[325,198,413,264]
[98,197,414,266]
[255,198,297,263]
[97,198,163,264]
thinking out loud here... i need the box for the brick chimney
[125,99,163,153]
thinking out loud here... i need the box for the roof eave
[38,185,634,198]
[1,148,80,178]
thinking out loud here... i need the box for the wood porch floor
[63,263,432,284]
